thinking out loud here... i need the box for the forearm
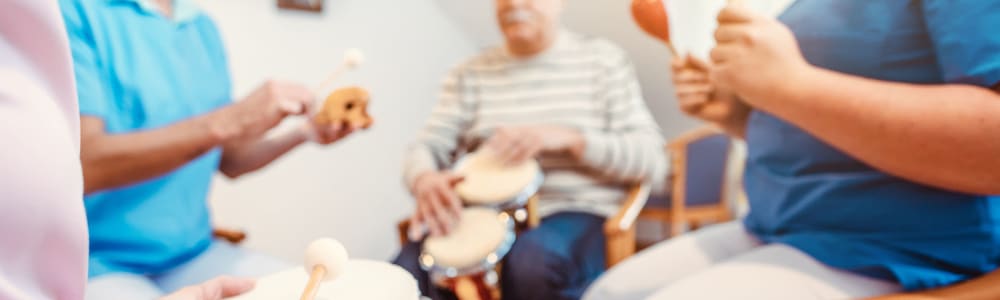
[756,67,1000,195]
[81,114,224,194]
[577,130,668,186]
[218,127,308,179]
[403,144,446,191]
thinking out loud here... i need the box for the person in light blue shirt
[586,1,1000,299]
[60,0,357,298]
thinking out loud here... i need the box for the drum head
[422,208,515,276]
[453,151,542,207]
[229,260,420,300]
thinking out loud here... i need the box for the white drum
[420,208,515,279]
[453,151,544,210]
[230,260,421,300]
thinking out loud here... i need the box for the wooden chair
[213,228,247,244]
[868,269,1000,300]
[639,126,735,239]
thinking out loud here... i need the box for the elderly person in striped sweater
[392,0,667,299]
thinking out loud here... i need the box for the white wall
[202,0,790,264]
[201,0,479,262]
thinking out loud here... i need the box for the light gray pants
[584,221,901,300]
[85,241,289,300]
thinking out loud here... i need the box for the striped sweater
[404,30,668,217]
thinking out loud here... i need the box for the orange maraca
[631,0,678,54]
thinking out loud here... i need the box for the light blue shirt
[744,0,1000,291]
[61,0,232,277]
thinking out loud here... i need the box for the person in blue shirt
[60,0,357,298]
[585,1,1000,299]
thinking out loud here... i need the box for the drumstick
[290,48,366,115]
[316,48,365,95]
[300,238,349,300]
[300,265,326,300]
[279,48,365,114]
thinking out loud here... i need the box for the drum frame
[419,211,517,282]
[452,156,546,212]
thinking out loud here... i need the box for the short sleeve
[60,0,113,119]
[922,0,1000,87]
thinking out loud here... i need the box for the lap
[153,241,291,293]
[585,221,759,300]
[511,212,607,259]
[86,273,163,300]
[647,244,902,300]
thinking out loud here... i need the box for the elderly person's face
[496,0,564,57]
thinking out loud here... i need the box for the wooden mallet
[299,238,349,300]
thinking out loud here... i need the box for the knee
[501,233,569,298]
[392,241,425,277]
[582,270,631,300]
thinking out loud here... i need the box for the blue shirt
[745,0,1000,291]
[61,0,232,277]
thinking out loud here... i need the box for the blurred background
[204,0,787,263]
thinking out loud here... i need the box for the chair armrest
[667,126,723,151]
[213,228,247,244]
[397,218,412,247]
[605,184,652,236]
[867,270,1000,300]
[604,184,651,269]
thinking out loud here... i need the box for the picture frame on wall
[277,0,323,13]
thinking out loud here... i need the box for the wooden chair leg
[605,225,637,269]
[669,220,686,237]
[526,195,540,229]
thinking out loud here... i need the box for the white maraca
[304,238,349,282]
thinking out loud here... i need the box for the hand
[212,80,314,142]
[300,119,356,145]
[483,126,585,165]
[159,277,255,300]
[671,54,751,126]
[710,4,813,106]
[409,171,464,239]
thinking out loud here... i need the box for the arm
[218,129,307,179]
[403,68,473,190]
[81,115,222,194]
[218,119,355,178]
[762,70,1000,195]
[576,48,669,190]
[63,2,313,194]
[711,5,1000,195]
[80,80,312,194]
[403,68,474,237]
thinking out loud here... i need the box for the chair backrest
[683,133,731,207]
